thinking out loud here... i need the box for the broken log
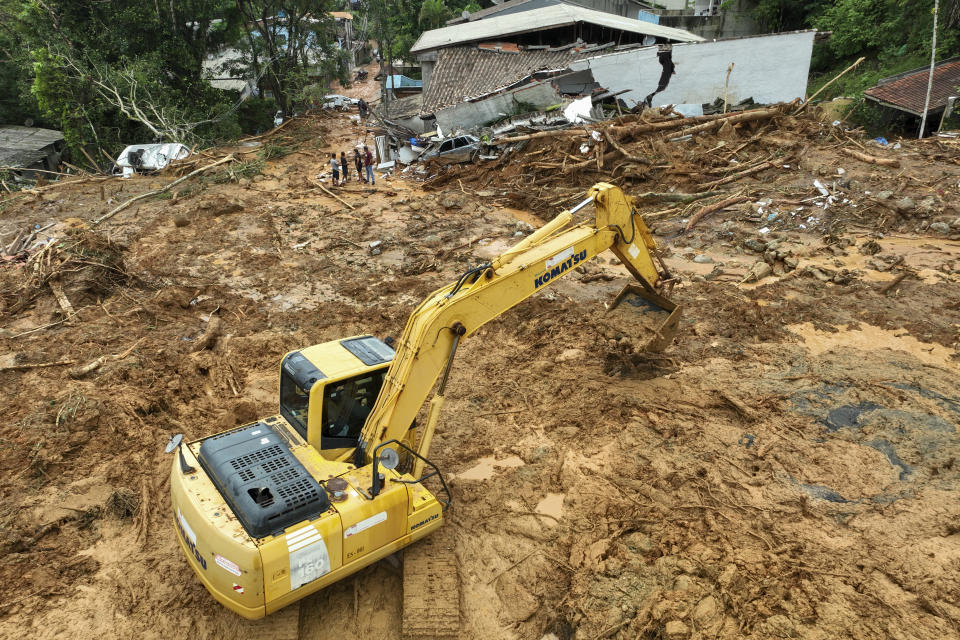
[0,359,76,372]
[795,57,866,114]
[92,155,235,226]
[310,179,356,209]
[698,161,776,190]
[879,272,909,295]
[563,149,621,174]
[192,315,222,352]
[492,110,757,144]
[840,147,901,168]
[49,280,76,316]
[69,356,107,379]
[635,190,725,203]
[685,194,750,231]
[670,108,779,139]
[602,130,650,164]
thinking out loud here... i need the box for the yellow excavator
[167,183,681,620]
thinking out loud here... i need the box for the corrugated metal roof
[0,126,64,168]
[411,4,703,54]
[865,58,960,116]
[420,46,596,113]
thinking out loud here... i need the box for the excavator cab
[278,337,394,459]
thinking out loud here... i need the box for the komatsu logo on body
[534,247,587,288]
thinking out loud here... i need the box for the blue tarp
[385,74,423,90]
[637,9,660,24]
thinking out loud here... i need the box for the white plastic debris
[579,143,591,154]
[814,180,830,196]
[591,131,602,142]
[564,96,593,124]
[758,226,770,234]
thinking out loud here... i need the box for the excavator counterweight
[167,183,680,622]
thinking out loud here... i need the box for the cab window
[320,370,387,448]
[279,371,310,439]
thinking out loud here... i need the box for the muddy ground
[0,89,959,640]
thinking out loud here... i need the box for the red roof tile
[865,58,960,116]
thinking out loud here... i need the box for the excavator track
[245,602,300,640]
[402,526,460,638]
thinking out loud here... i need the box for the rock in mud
[664,620,690,639]
[929,222,951,235]
[859,239,881,255]
[440,193,465,209]
[917,196,938,217]
[743,238,767,253]
[555,348,586,362]
[894,197,915,214]
[744,261,773,282]
[693,254,714,264]
[693,595,721,625]
[198,197,243,217]
[172,213,190,227]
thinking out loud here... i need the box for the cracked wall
[568,31,816,116]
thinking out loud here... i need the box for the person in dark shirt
[340,151,349,182]
[363,146,375,185]
[354,148,365,183]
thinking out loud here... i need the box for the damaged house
[403,5,816,133]
[408,4,703,131]
[865,58,960,135]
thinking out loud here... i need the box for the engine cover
[198,421,329,539]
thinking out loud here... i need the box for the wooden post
[723,63,734,114]
[920,0,940,138]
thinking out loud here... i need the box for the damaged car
[423,134,481,165]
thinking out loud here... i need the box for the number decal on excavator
[534,249,587,288]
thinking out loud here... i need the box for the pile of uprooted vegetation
[421,103,960,238]
[0,228,128,318]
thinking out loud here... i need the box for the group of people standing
[329,146,375,186]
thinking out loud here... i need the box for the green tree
[236,0,345,114]
[419,0,450,29]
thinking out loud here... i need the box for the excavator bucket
[606,284,682,353]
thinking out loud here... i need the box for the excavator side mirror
[164,433,196,474]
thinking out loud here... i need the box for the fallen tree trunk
[492,109,761,144]
[92,155,235,225]
[603,130,649,164]
[698,161,776,190]
[685,194,750,231]
[840,147,901,168]
[669,108,779,140]
[634,190,725,203]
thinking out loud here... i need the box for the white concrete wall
[568,31,815,115]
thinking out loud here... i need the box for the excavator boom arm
[357,183,673,463]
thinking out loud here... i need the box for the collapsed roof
[0,126,64,169]
[420,46,598,113]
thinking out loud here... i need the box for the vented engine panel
[198,422,330,538]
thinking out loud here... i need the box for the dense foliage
[735,0,960,94]
[0,0,348,163]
